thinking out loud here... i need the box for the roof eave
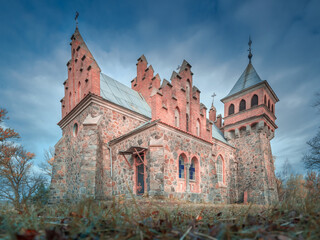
[221,81,279,103]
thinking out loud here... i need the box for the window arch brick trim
[189,156,200,193]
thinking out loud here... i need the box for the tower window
[186,114,189,132]
[251,94,258,107]
[239,99,246,111]
[268,100,270,109]
[78,81,81,102]
[271,104,274,113]
[179,155,185,178]
[264,95,267,105]
[228,104,235,115]
[217,155,223,183]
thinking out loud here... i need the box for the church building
[49,27,279,204]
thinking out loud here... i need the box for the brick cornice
[221,81,279,103]
[158,121,213,146]
[223,104,277,121]
[223,113,278,131]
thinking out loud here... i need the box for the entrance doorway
[136,153,144,195]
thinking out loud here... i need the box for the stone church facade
[49,28,279,204]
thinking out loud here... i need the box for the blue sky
[0,0,319,175]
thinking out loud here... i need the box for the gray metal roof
[225,63,262,98]
[100,73,151,118]
[212,124,228,144]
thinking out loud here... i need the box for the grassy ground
[1,197,320,239]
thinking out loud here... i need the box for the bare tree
[303,93,320,171]
[39,146,54,178]
[303,132,320,171]
[0,108,45,210]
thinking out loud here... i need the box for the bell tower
[221,37,279,204]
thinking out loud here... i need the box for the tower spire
[248,36,253,63]
[75,11,79,27]
[211,92,216,107]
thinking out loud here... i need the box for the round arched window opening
[73,123,79,137]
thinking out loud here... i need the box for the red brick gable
[132,56,213,142]
[61,27,101,119]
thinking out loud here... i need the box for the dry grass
[1,173,320,239]
[0,195,320,240]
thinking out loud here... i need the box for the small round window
[73,123,78,137]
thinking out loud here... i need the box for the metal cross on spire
[248,35,253,63]
[211,92,216,107]
[75,11,79,26]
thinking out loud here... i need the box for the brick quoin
[50,27,279,205]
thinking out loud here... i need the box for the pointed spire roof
[225,62,262,98]
[223,36,263,99]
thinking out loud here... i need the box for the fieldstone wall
[229,123,278,204]
[160,125,234,203]
[50,100,148,203]
[104,123,235,203]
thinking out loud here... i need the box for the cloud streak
[0,0,319,174]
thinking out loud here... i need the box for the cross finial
[248,35,253,63]
[75,11,79,26]
[211,92,217,107]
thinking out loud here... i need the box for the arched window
[196,119,200,136]
[228,104,235,115]
[175,108,180,127]
[239,99,246,111]
[179,154,185,178]
[69,92,72,110]
[251,94,258,107]
[78,81,81,102]
[268,100,270,109]
[264,95,267,105]
[271,104,274,113]
[73,123,78,137]
[217,155,223,183]
[186,114,189,132]
[189,158,196,180]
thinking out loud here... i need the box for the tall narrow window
[271,105,274,113]
[251,94,258,107]
[179,155,185,178]
[186,114,189,132]
[189,159,196,180]
[175,108,180,127]
[78,81,81,102]
[69,92,72,110]
[239,99,246,111]
[264,95,267,105]
[217,156,223,183]
[268,100,270,109]
[196,119,200,136]
[228,104,235,115]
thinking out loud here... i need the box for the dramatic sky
[0,0,319,175]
